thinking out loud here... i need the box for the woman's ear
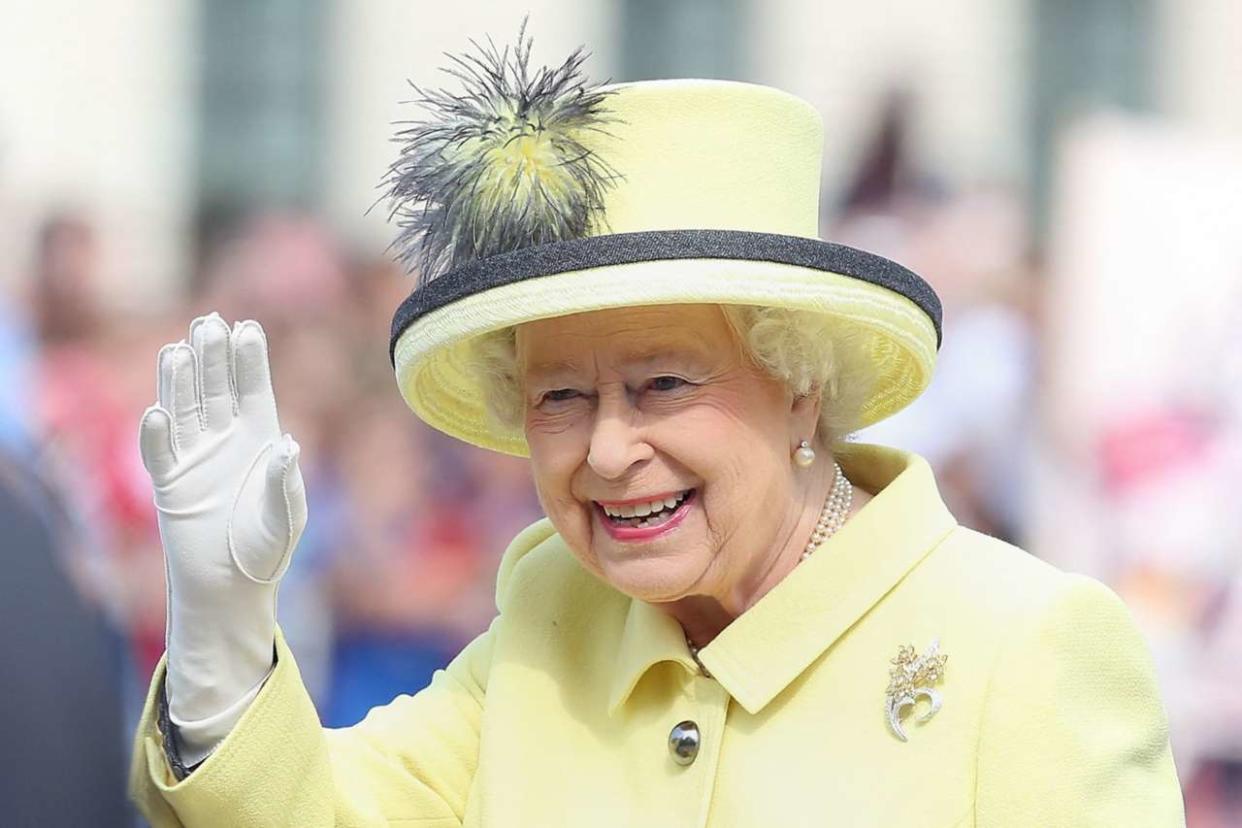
[789,386,823,444]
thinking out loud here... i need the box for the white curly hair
[466,304,876,450]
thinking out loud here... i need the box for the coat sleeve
[973,574,1185,827]
[128,622,492,828]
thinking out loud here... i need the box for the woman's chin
[593,549,704,603]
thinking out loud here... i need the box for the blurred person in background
[31,213,103,345]
[0,200,128,828]
[325,395,492,727]
[22,211,171,719]
[0,367,129,824]
[837,91,1038,545]
[27,214,146,612]
[1100,275,1242,826]
[125,30,1181,826]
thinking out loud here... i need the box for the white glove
[138,312,307,765]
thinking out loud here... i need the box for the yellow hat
[386,34,941,457]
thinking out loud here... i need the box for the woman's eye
[649,376,688,392]
[543,388,581,403]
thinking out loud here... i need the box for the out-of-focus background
[1,1,1239,824]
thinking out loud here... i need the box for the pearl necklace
[801,460,853,561]
[685,461,853,670]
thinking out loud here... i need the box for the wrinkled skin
[517,304,871,645]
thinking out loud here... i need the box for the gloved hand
[138,312,307,765]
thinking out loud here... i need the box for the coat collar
[606,443,958,716]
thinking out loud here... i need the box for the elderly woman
[129,33,1183,827]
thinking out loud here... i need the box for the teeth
[601,490,690,519]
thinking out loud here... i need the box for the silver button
[668,720,701,766]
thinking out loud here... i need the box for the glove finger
[190,311,236,430]
[156,342,177,412]
[138,405,177,479]
[231,320,278,422]
[167,342,204,452]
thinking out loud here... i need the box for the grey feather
[382,18,622,285]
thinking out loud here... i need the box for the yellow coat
[130,444,1184,827]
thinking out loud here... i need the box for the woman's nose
[586,400,653,480]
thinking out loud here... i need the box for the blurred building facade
[3,0,1238,304]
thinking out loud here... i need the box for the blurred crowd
[0,210,544,745]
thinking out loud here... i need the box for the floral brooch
[886,638,948,742]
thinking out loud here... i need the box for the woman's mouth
[595,489,696,540]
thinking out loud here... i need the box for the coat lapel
[608,443,958,715]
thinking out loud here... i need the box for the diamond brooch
[885,638,948,742]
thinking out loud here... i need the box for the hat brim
[391,229,941,457]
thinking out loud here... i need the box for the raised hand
[138,312,307,757]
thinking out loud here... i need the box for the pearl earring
[794,439,816,468]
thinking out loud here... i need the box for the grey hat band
[389,228,943,366]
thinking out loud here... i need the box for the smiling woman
[509,304,875,640]
[128,25,1184,828]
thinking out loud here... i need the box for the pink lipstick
[595,489,697,542]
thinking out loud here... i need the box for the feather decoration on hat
[382,19,621,286]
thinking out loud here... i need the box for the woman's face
[517,304,821,606]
